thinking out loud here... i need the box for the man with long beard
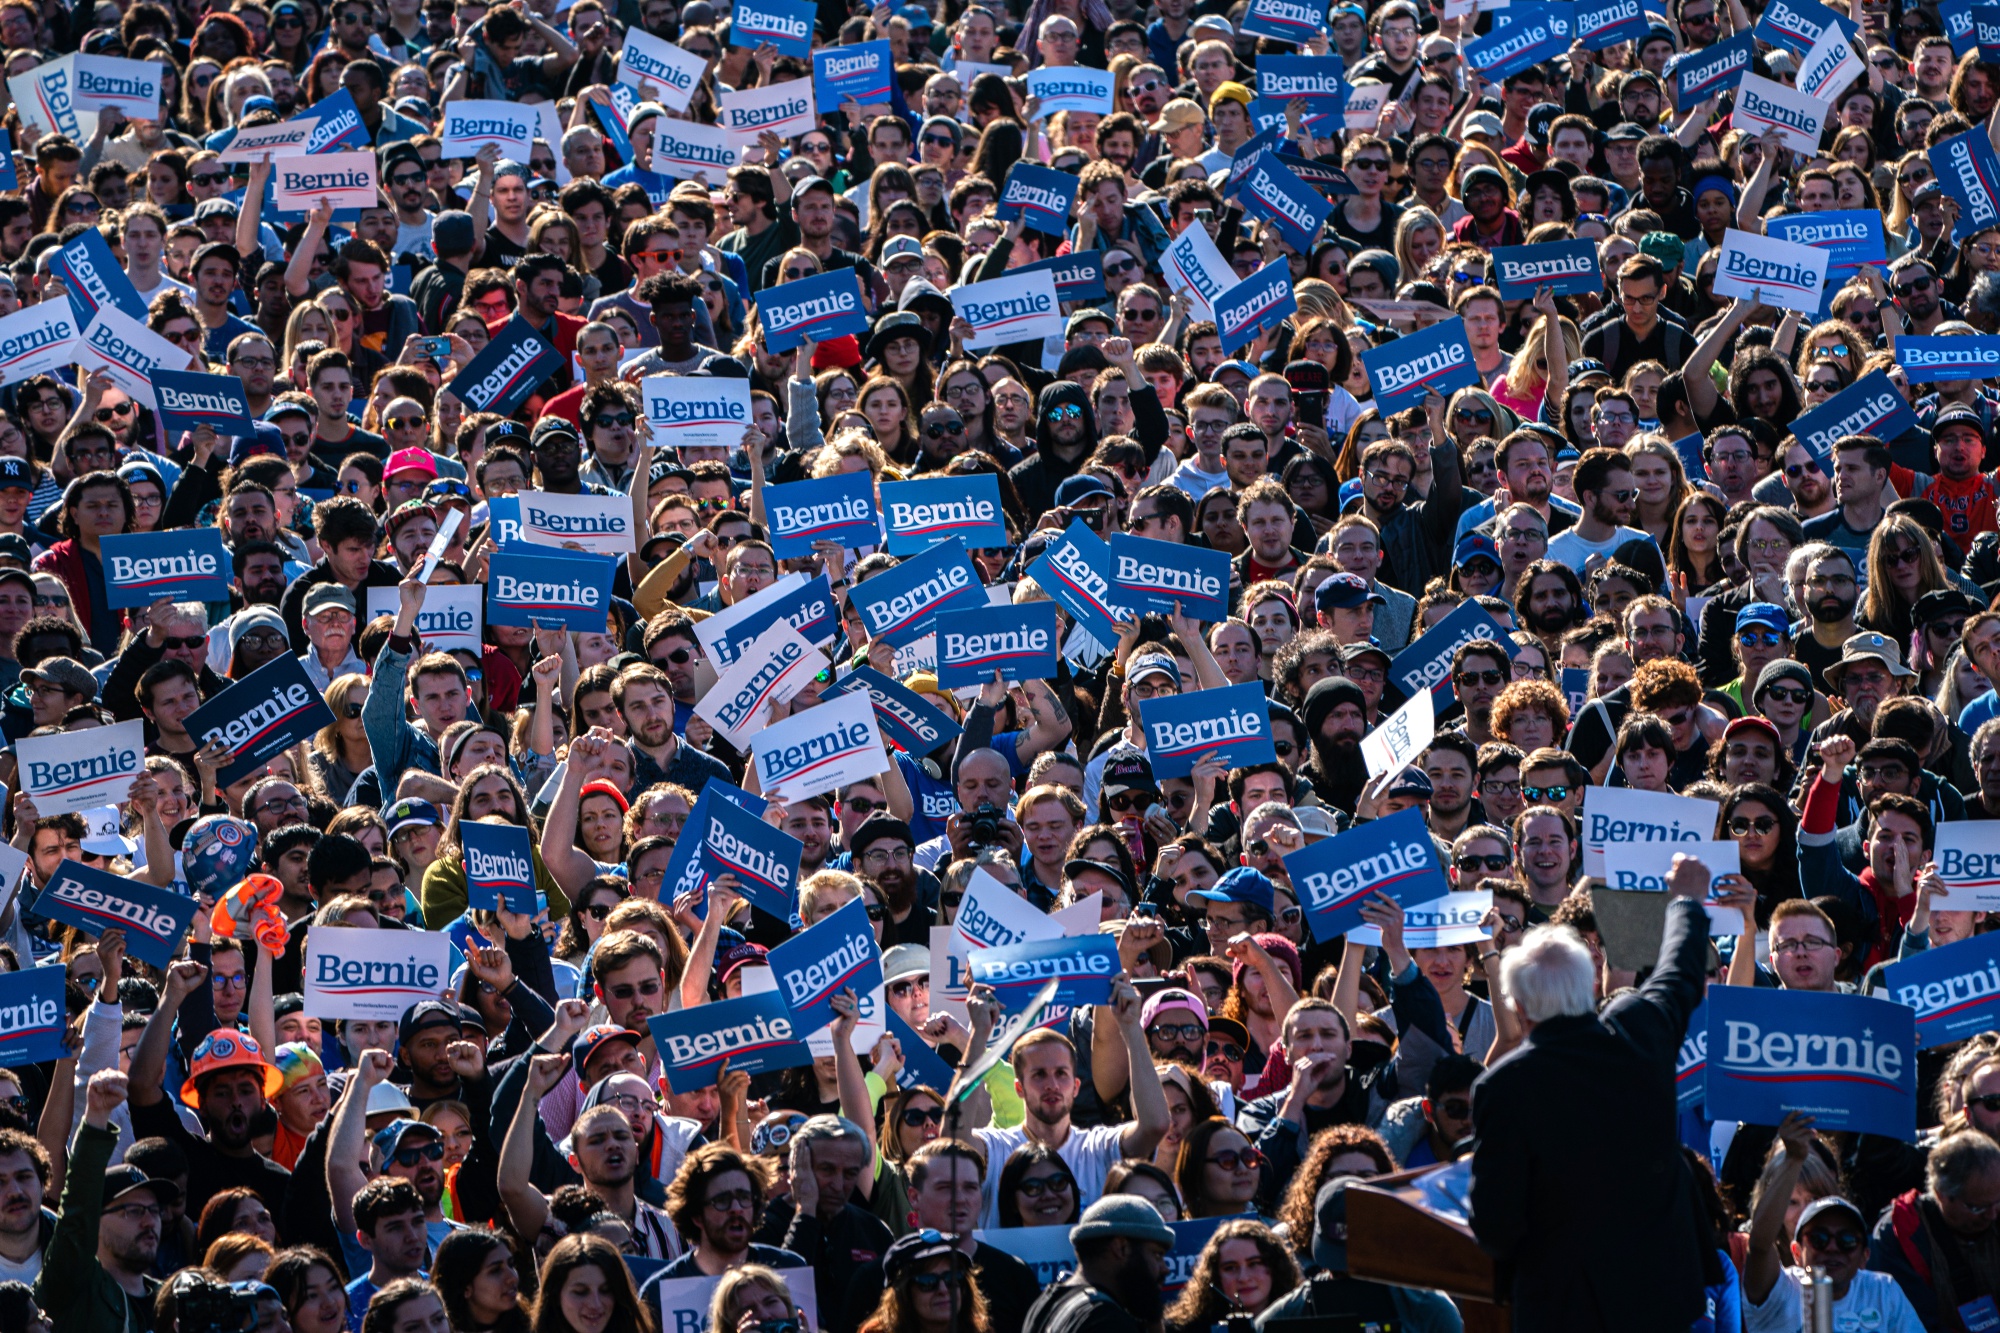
[1299,676,1370,814]
[1512,560,1587,658]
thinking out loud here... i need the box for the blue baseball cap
[1188,866,1277,914]
[1735,602,1790,635]
[370,1118,439,1163]
[897,4,932,26]
[1453,534,1500,570]
[0,457,34,491]
[1315,572,1385,612]
[1215,359,1259,381]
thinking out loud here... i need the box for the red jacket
[32,539,100,647]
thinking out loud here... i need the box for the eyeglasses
[864,904,886,921]
[392,1141,446,1167]
[922,134,956,148]
[1761,686,1810,705]
[254,794,309,816]
[781,266,818,280]
[1484,910,1526,931]
[1454,408,1494,424]
[1146,1022,1204,1042]
[1016,1175,1073,1198]
[1456,853,1511,871]
[1350,158,1390,172]
[910,1272,966,1292]
[107,1202,164,1220]
[1729,815,1779,835]
[861,846,914,867]
[899,1105,945,1128]
[1483,779,1522,797]
[160,635,205,651]
[1895,275,1935,295]
[703,1188,756,1213]
[591,412,636,429]
[1205,1039,1243,1062]
[1522,785,1570,802]
[1773,936,1835,955]
[387,416,426,430]
[95,402,135,420]
[1207,1147,1265,1171]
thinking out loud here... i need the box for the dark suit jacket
[1468,896,1712,1331]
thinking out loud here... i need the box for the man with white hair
[1468,855,1714,1330]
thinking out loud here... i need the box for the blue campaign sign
[1930,127,2000,241]
[845,538,985,647]
[821,665,963,756]
[1272,153,1358,196]
[1492,240,1601,300]
[729,0,815,56]
[1239,154,1330,255]
[1945,0,1979,55]
[966,934,1121,1009]
[813,41,894,108]
[1765,210,1887,278]
[768,895,882,1033]
[648,990,812,1090]
[1107,532,1230,622]
[0,131,16,192]
[1284,806,1450,943]
[995,162,1079,237]
[153,368,254,436]
[1390,600,1516,707]
[886,1010,957,1091]
[936,602,1058,688]
[1465,3,1574,79]
[35,858,197,967]
[1240,0,1330,43]
[487,546,617,633]
[1561,666,1591,718]
[1213,260,1299,346]
[1227,128,1288,195]
[712,574,840,664]
[1011,250,1107,305]
[52,226,146,327]
[0,966,66,1068]
[1754,0,1857,54]
[298,87,371,152]
[1790,370,1918,458]
[452,316,563,415]
[184,651,336,787]
[757,268,870,353]
[100,528,229,609]
[1978,4,2000,60]
[1704,985,1916,1139]
[1678,999,1708,1114]
[1884,933,2000,1049]
[1362,316,1481,413]
[1575,0,1650,48]
[1136,681,1278,780]
[486,494,522,547]
[881,474,1007,555]
[1247,97,1343,138]
[460,819,537,914]
[1026,520,1130,648]
[1672,431,1709,481]
[1897,334,2000,383]
[761,470,880,559]
[1256,55,1347,101]
[699,789,805,920]
[1672,32,1754,102]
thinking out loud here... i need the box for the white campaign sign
[650,118,743,182]
[437,99,540,158]
[72,55,162,118]
[9,57,96,142]
[741,963,885,1058]
[535,102,570,184]
[1796,21,1865,101]
[516,489,636,555]
[644,1274,819,1333]
[303,926,453,1020]
[1349,890,1493,947]
[1713,227,1831,315]
[1932,820,2000,910]
[1580,785,1719,878]
[219,116,319,162]
[692,571,806,664]
[693,620,830,746]
[1343,80,1392,130]
[643,373,752,449]
[716,79,818,143]
[750,690,885,802]
[951,270,1065,349]
[1362,688,1435,780]
[78,305,190,410]
[1731,72,1829,154]
[1158,222,1239,324]
[930,923,969,1023]
[953,867,1061,956]
[618,28,708,111]
[0,300,81,381]
[1024,67,1115,117]
[365,584,483,654]
[270,150,380,212]
[17,721,146,816]
[1600,838,1745,936]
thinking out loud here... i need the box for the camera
[968,801,1004,848]
[169,1273,259,1333]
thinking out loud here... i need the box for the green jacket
[420,843,572,929]
[36,1121,157,1333]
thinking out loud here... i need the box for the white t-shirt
[1546,524,1649,574]
[131,272,193,305]
[0,1243,41,1283]
[973,1122,1129,1230]
[1745,1268,1924,1333]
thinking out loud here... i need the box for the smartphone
[416,335,451,365]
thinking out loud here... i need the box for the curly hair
[1489,678,1570,743]
[1629,657,1703,713]
[1274,1124,1399,1259]
[1162,1220,1301,1329]
[665,1144,772,1243]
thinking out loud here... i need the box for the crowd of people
[2,0,2000,1331]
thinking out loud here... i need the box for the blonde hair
[1502,313,1580,399]
[799,869,867,924]
[810,429,891,480]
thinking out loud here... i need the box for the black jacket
[1468,896,1716,1331]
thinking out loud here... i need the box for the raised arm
[1109,976,1169,1159]
[1682,297,1749,421]
[498,1052,573,1239]
[128,958,206,1107]
[328,1049,394,1235]
[285,201,333,299]
[538,729,613,896]
[237,159,271,260]
[678,877,742,1011]
[1745,1112,1817,1304]
[1734,133,1781,234]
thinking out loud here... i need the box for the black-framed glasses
[1761,686,1810,705]
[1205,1039,1243,1061]
[899,1105,944,1128]
[591,412,636,429]
[1456,669,1505,687]
[392,1142,446,1166]
[925,421,964,438]
[1016,1175,1072,1198]
[1146,1022,1204,1042]
[1456,853,1511,872]
[1802,1227,1865,1254]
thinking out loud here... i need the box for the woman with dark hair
[1728,350,1805,432]
[862,171,922,260]
[858,1234,990,1333]
[1667,492,1729,594]
[531,1234,650,1333]
[996,1141,1080,1228]
[1281,454,1342,540]
[193,1187,279,1262]
[362,1278,449,1333]
[1163,1220,1301,1333]
[42,185,101,233]
[265,1246,348,1333]
[34,463,133,655]
[554,878,628,967]
[192,10,254,61]
[1175,1116,1266,1219]
[146,150,194,214]
[180,57,224,134]
[303,48,350,106]
[434,1226,530,1333]
[1194,487,1247,556]
[420,764,572,926]
[1104,1159,1185,1221]
[1717,781,1800,928]
[969,118,1026,190]
[935,359,1014,465]
[15,374,70,461]
[1272,1124,1397,1261]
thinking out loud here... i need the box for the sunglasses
[899,1105,944,1128]
[1761,685,1810,705]
[191,171,230,187]
[1802,1228,1865,1254]
[1729,815,1779,835]
[582,901,616,920]
[925,421,964,438]
[1456,853,1511,872]
[1205,1040,1243,1061]
[1046,403,1083,422]
[392,1142,446,1167]
[591,413,636,429]
[1737,630,1784,648]
[387,416,426,430]
[1522,784,1570,802]
[1207,1147,1265,1171]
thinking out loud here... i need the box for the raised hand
[1819,734,1856,784]
[446,1040,486,1081]
[164,959,208,1004]
[85,1068,129,1125]
[95,928,126,989]
[355,1048,396,1086]
[527,1052,572,1097]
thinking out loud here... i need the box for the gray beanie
[1753,658,1813,702]
[1070,1195,1175,1247]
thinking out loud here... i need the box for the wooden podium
[1346,1164,1510,1333]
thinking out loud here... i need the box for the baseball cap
[385,797,441,839]
[881,235,926,264]
[303,583,355,618]
[385,447,439,480]
[1064,857,1136,897]
[264,401,313,425]
[1140,986,1209,1029]
[398,999,463,1048]
[1188,865,1277,914]
[1126,654,1181,690]
[1099,747,1158,796]
[1315,572,1385,612]
[570,1024,644,1082]
[1463,110,1504,138]
[1795,1195,1866,1240]
[1384,767,1434,801]
[0,536,30,569]
[1734,602,1789,635]
[21,657,97,701]
[0,458,32,492]
[371,1118,441,1164]
[102,1161,183,1208]
[80,806,138,858]
[1453,534,1500,570]
[883,944,929,985]
[1149,98,1205,135]
[1054,473,1114,507]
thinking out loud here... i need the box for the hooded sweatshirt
[1300,676,1371,814]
